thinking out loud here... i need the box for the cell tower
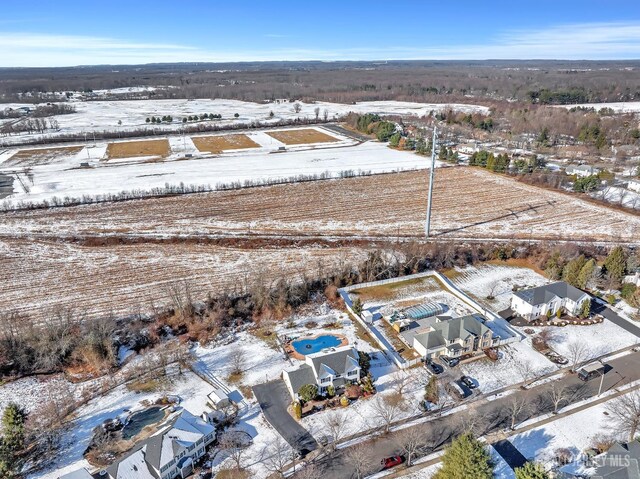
[425,127,437,238]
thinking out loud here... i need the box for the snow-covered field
[0,98,490,145]
[0,134,437,205]
[557,101,640,113]
[460,340,557,393]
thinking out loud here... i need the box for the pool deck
[285,332,349,360]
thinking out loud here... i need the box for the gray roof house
[592,441,640,479]
[283,345,361,398]
[566,164,601,177]
[410,313,499,359]
[58,470,94,479]
[511,281,591,321]
[62,408,215,479]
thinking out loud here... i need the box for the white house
[63,409,216,479]
[627,178,640,193]
[511,281,591,321]
[283,345,361,398]
[625,272,640,287]
[566,164,600,177]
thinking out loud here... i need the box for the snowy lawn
[459,340,558,393]
[447,263,549,311]
[517,319,640,362]
[509,393,631,474]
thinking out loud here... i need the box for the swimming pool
[122,406,165,439]
[291,334,343,355]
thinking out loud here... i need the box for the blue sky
[1,0,640,66]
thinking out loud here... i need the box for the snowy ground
[0,98,489,145]
[594,185,640,210]
[516,319,640,362]
[459,340,558,393]
[447,263,549,311]
[509,392,634,476]
[0,135,438,205]
[556,101,640,113]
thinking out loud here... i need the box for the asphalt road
[304,350,640,479]
[594,303,640,338]
[252,380,318,455]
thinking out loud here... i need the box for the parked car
[577,362,606,381]
[380,455,405,469]
[460,375,477,389]
[440,356,459,367]
[545,352,569,365]
[427,362,444,374]
[448,380,468,399]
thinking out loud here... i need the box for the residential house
[511,281,591,321]
[566,164,601,177]
[283,345,361,398]
[625,272,640,287]
[408,313,500,360]
[627,178,640,193]
[592,440,640,479]
[61,409,216,479]
[58,470,94,479]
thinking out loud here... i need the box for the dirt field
[191,134,260,153]
[3,167,638,243]
[106,139,170,159]
[5,146,83,167]
[0,238,369,321]
[266,128,339,145]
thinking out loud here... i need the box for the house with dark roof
[409,313,499,360]
[282,345,361,398]
[511,281,591,322]
[592,441,640,479]
[59,408,215,479]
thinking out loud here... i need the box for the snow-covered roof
[513,281,589,305]
[207,388,229,403]
[58,469,94,479]
[306,346,359,379]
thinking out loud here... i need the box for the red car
[380,455,405,469]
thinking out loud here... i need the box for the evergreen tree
[515,462,550,479]
[603,246,627,285]
[562,255,587,287]
[433,433,493,479]
[1,403,26,452]
[389,132,401,148]
[352,297,363,315]
[576,259,597,289]
[578,298,592,319]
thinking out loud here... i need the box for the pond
[291,334,343,355]
[122,406,165,439]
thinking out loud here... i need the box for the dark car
[460,375,477,389]
[440,356,459,367]
[381,455,405,469]
[427,362,444,374]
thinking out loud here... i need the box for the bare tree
[487,281,500,300]
[314,107,320,120]
[323,109,329,121]
[264,435,294,477]
[219,431,249,471]
[293,102,302,114]
[547,382,569,414]
[609,391,640,441]
[296,463,323,479]
[506,394,529,429]
[567,341,589,371]
[345,442,372,479]
[391,370,412,396]
[371,394,405,433]
[321,410,349,450]
[394,426,426,466]
[229,349,246,377]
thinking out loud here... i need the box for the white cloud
[1,22,640,67]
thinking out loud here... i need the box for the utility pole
[425,127,437,238]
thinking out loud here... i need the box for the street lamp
[598,360,606,396]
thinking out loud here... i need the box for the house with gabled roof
[60,408,215,479]
[283,345,361,398]
[592,440,640,479]
[409,313,499,360]
[511,281,591,321]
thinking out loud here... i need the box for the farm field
[191,133,260,153]
[105,138,170,159]
[4,146,83,167]
[266,128,339,145]
[0,238,370,321]
[2,167,639,243]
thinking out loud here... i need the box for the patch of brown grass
[126,378,162,393]
[216,469,250,479]
[191,134,260,153]
[7,146,83,166]
[266,128,339,145]
[106,139,170,159]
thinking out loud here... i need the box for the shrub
[340,396,349,407]
[621,283,637,301]
[345,384,362,399]
[298,384,318,402]
[326,385,335,397]
[291,401,302,419]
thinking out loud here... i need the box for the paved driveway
[593,302,640,338]
[492,439,528,470]
[252,380,317,455]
